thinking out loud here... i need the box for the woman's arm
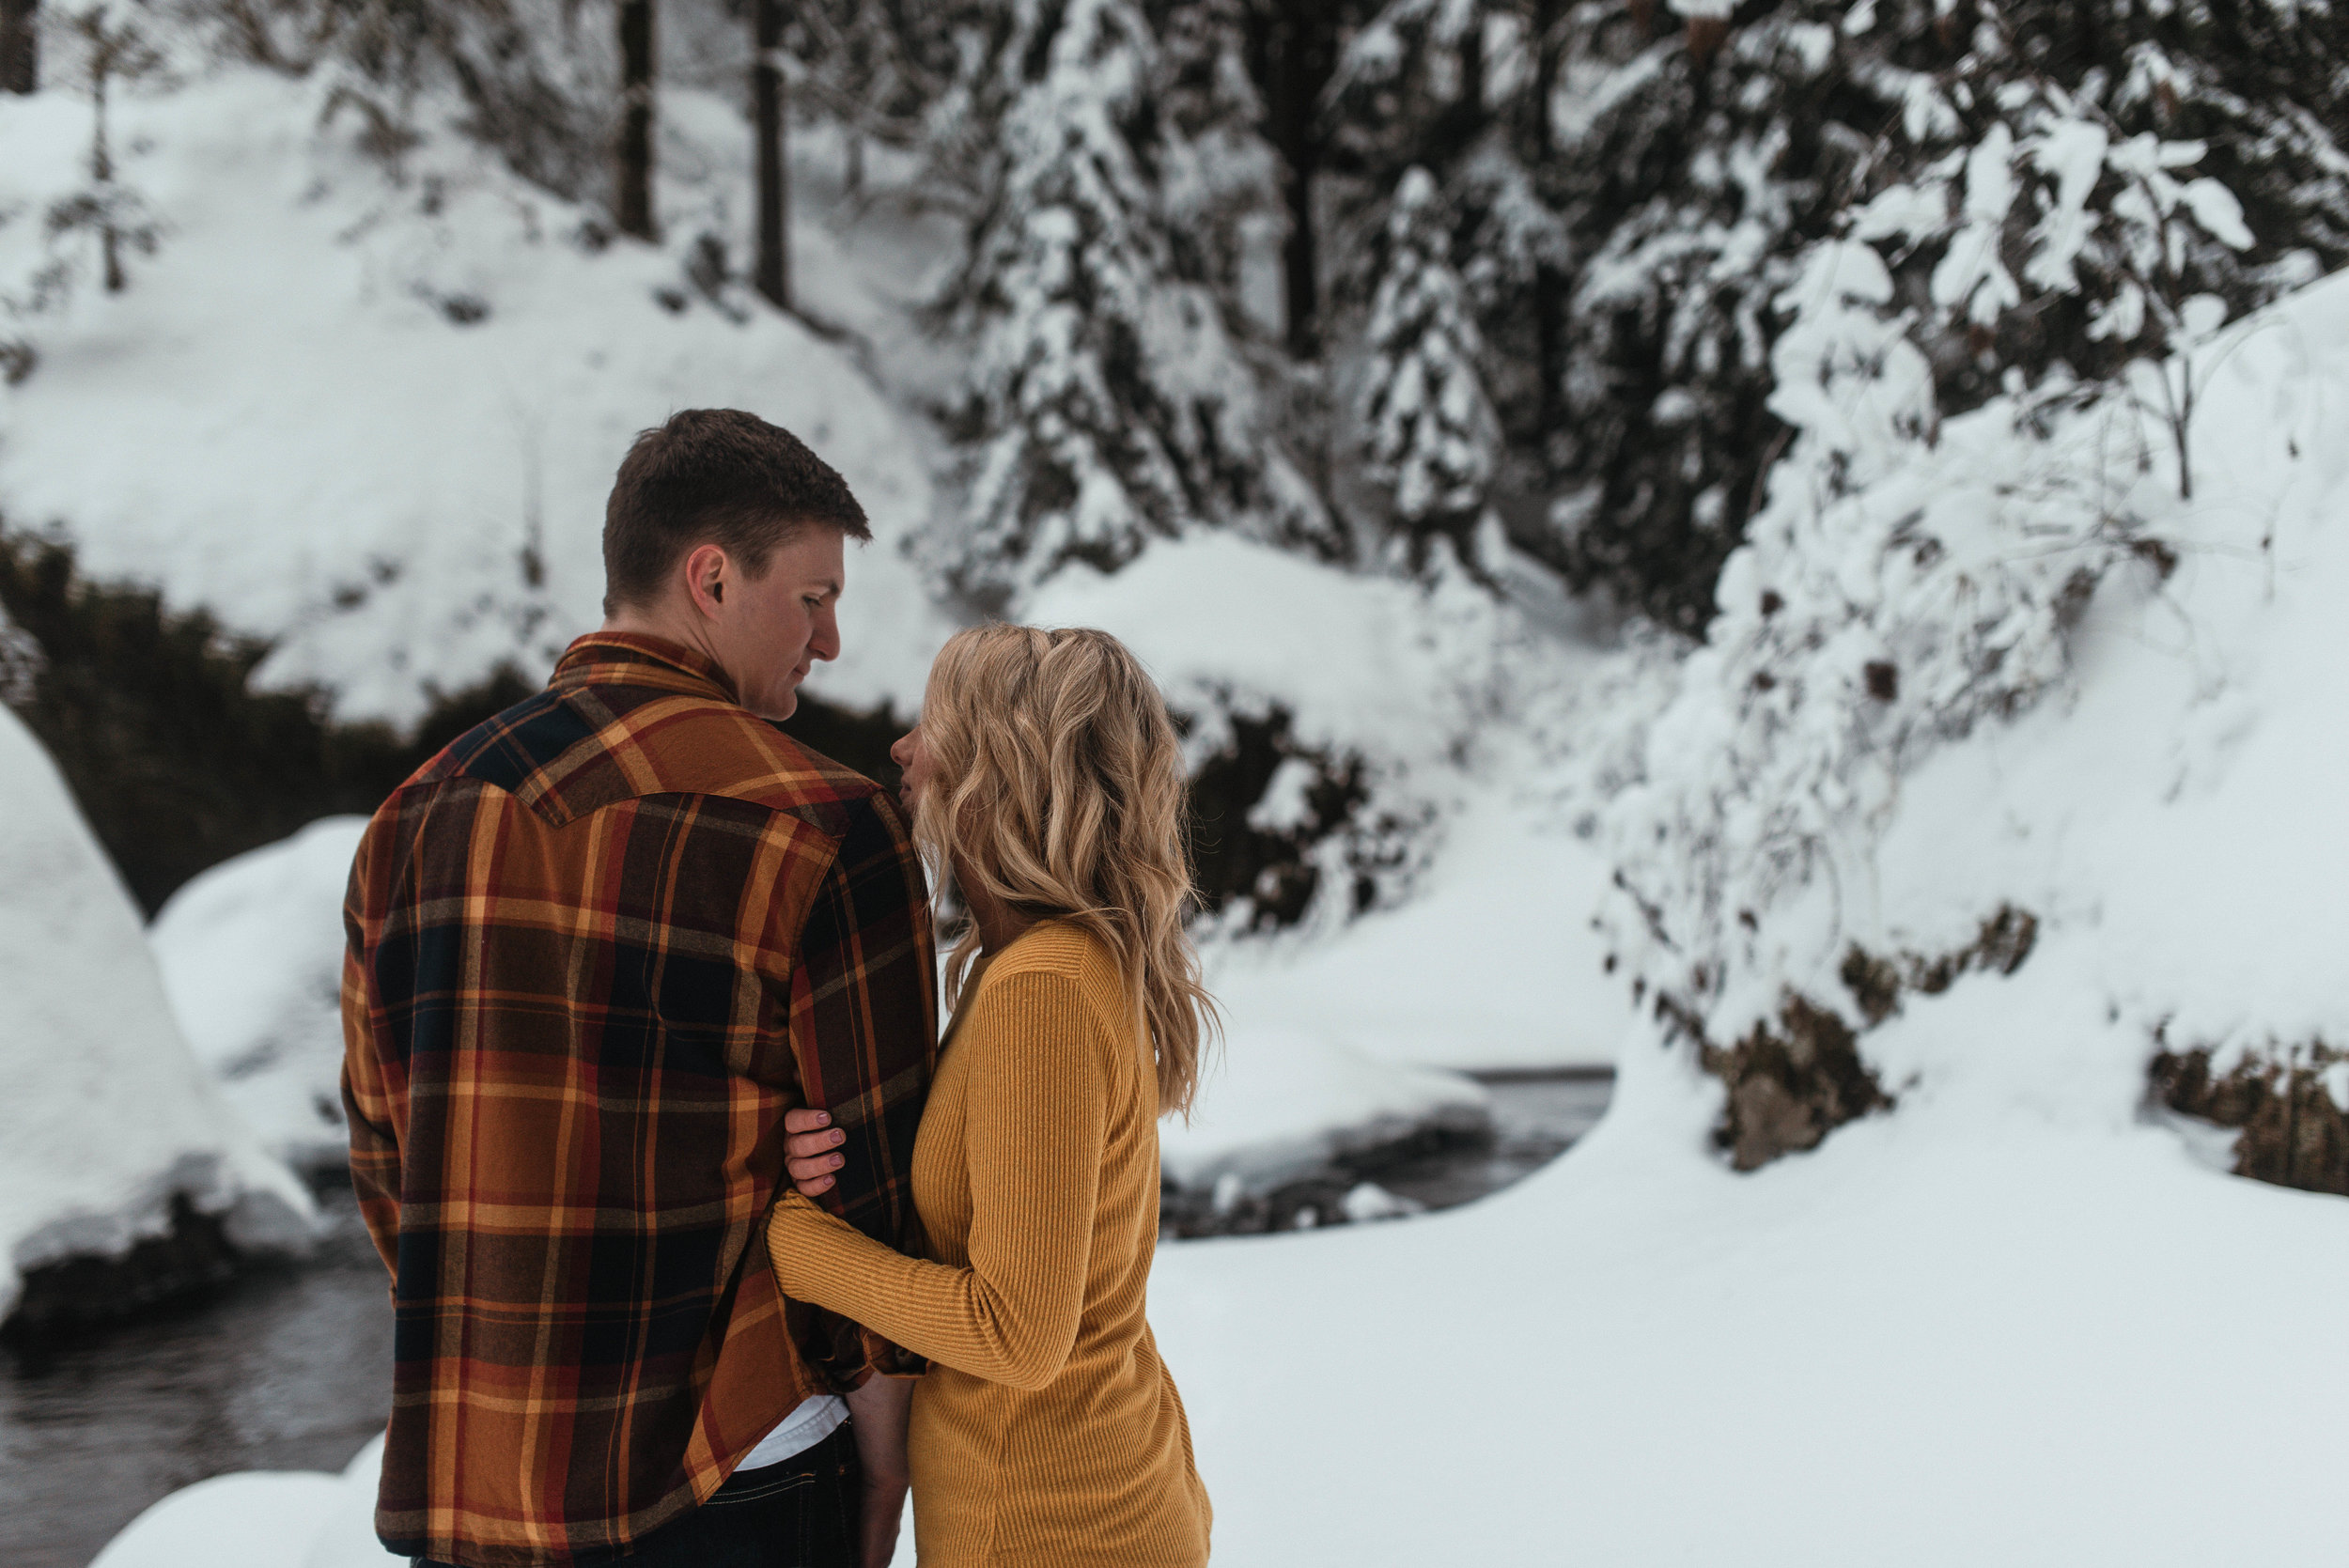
[844,1373,911,1568]
[769,970,1108,1391]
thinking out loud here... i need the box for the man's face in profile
[707,524,846,722]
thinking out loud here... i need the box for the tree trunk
[617,0,658,241]
[0,0,37,95]
[754,0,789,309]
[1532,0,1563,441]
[1268,0,1336,360]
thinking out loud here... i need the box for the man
[342,409,935,1568]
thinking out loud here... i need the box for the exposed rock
[2150,1042,2349,1198]
[1685,906,2042,1171]
[1704,995,1894,1172]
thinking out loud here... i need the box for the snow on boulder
[151,816,370,1172]
[1161,1024,1490,1198]
[0,706,313,1322]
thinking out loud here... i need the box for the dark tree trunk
[754,0,789,309]
[617,0,657,241]
[1265,0,1338,359]
[0,0,36,95]
[1532,0,1563,441]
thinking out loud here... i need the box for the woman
[766,624,1216,1568]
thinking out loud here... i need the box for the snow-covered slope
[1026,532,1641,1070]
[1603,260,2349,1164]
[0,69,955,728]
[0,706,312,1318]
[149,815,369,1171]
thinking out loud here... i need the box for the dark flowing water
[1,1071,1610,1568]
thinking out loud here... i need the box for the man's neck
[602,605,722,670]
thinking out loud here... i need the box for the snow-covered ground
[0,706,313,1319]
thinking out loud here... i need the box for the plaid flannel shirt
[340,632,936,1567]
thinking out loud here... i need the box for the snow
[0,706,313,1318]
[1151,1006,2348,1566]
[1204,793,1633,1071]
[1159,1025,1488,1194]
[149,816,369,1171]
[0,69,954,728]
[89,1435,383,1568]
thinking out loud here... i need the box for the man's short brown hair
[602,409,871,613]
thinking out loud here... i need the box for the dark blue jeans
[414,1423,861,1568]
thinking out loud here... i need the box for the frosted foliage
[936,0,1327,602]
[1599,239,2154,1042]
[1858,87,2257,354]
[1358,167,1500,561]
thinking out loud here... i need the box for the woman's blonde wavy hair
[912,624,1219,1120]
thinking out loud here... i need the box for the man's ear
[682,542,730,619]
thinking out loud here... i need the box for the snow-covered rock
[150,816,370,1172]
[0,706,313,1321]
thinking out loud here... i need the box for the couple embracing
[340,410,1214,1568]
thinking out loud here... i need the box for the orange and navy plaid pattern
[340,632,936,1567]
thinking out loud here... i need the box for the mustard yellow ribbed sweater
[766,921,1211,1568]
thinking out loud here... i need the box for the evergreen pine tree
[932,0,1338,602]
[1357,165,1501,575]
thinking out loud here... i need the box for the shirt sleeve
[782,790,940,1381]
[767,970,1108,1392]
[338,816,402,1282]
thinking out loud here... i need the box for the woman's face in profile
[890,722,934,824]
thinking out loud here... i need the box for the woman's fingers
[782,1107,845,1195]
[786,1127,847,1160]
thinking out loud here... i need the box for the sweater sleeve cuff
[770,1191,929,1379]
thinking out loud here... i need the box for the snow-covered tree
[930,0,1337,602]
[1357,165,1501,575]
[1511,1,2349,634]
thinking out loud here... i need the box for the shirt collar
[550,631,741,706]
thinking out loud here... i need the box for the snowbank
[0,706,312,1320]
[0,70,955,729]
[150,816,369,1171]
[1160,1024,1489,1194]
[1029,531,1638,1071]
[1204,791,1634,1071]
[90,1435,384,1568]
[1149,1000,2348,1567]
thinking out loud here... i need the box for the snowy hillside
[0,705,312,1322]
[0,68,955,728]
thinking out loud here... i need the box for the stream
[0,1070,1611,1568]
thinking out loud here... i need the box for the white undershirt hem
[737,1393,850,1470]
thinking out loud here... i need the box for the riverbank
[7,1077,1610,1568]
